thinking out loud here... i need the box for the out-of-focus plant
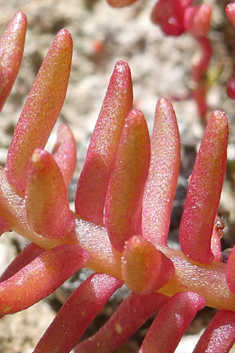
[1,10,235,353]
[225,2,235,99]
[107,0,214,121]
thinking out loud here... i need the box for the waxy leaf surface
[0,11,26,112]
[52,124,77,187]
[105,109,150,252]
[6,29,72,193]
[0,244,88,316]
[26,149,75,239]
[142,98,180,245]
[33,274,123,353]
[75,292,168,353]
[75,60,133,225]
[179,111,228,263]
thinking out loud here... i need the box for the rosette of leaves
[0,11,235,353]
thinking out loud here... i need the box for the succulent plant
[0,9,235,353]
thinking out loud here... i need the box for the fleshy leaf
[193,310,235,353]
[226,76,235,99]
[75,60,133,225]
[6,29,73,193]
[139,292,206,353]
[0,244,88,316]
[33,273,123,353]
[0,243,45,282]
[179,111,228,263]
[51,123,77,187]
[105,109,150,252]
[74,292,168,353]
[184,5,212,37]
[226,246,235,293]
[121,235,174,294]
[151,0,187,36]
[226,3,235,27]
[142,98,180,246]
[0,11,27,112]
[26,149,75,239]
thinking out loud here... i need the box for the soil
[0,0,235,352]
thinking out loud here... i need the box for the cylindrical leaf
[105,109,150,252]
[193,310,235,353]
[74,292,168,353]
[33,274,123,353]
[6,29,73,193]
[0,243,45,282]
[26,149,75,239]
[0,11,27,112]
[52,124,77,187]
[0,244,88,316]
[179,111,228,263]
[184,5,212,37]
[226,3,235,27]
[211,216,223,262]
[139,292,206,353]
[142,98,180,246]
[75,61,133,225]
[226,246,235,293]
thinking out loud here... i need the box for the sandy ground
[0,0,235,352]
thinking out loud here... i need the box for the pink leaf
[179,111,228,263]
[104,109,150,252]
[184,5,212,38]
[226,3,235,27]
[226,76,235,99]
[33,273,123,353]
[121,235,174,294]
[75,61,133,225]
[51,123,77,187]
[142,98,180,245]
[0,243,45,282]
[226,246,235,293]
[193,310,235,353]
[74,292,168,353]
[139,292,206,353]
[0,244,89,316]
[0,11,26,112]
[151,0,187,36]
[26,149,75,239]
[6,29,73,194]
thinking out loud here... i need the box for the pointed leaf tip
[142,97,180,246]
[179,110,228,264]
[105,109,150,252]
[75,60,133,225]
[6,28,73,193]
[0,11,27,112]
